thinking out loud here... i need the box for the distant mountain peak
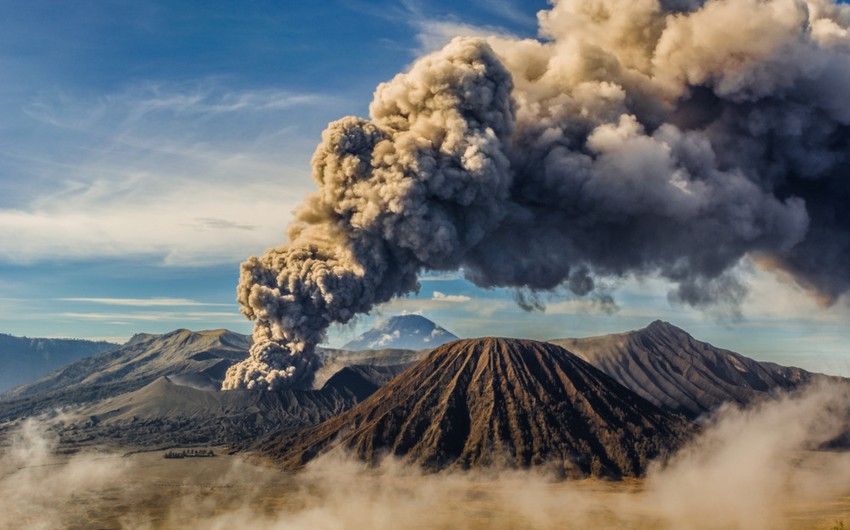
[126,332,157,345]
[129,328,245,345]
[341,314,458,351]
[4,328,252,403]
[551,322,815,417]
[644,320,685,333]
[383,314,428,324]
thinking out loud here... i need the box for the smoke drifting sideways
[223,0,850,390]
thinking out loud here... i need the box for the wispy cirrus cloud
[21,82,326,130]
[344,0,523,55]
[59,297,233,307]
[58,311,240,322]
[0,81,343,266]
[470,0,539,27]
[412,19,514,53]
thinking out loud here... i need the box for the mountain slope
[0,328,423,424]
[341,315,458,350]
[55,366,399,449]
[0,329,254,422]
[314,347,427,387]
[0,334,117,393]
[550,320,815,418]
[260,338,692,478]
[4,328,251,401]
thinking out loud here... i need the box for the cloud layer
[0,82,331,266]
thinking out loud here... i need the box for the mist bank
[3,380,850,529]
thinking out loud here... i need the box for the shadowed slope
[551,321,815,418]
[261,338,692,478]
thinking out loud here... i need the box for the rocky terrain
[0,327,419,422]
[0,328,412,450]
[49,365,402,450]
[0,329,252,422]
[261,338,693,478]
[4,329,251,400]
[551,321,817,417]
[1,320,833,460]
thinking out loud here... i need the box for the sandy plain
[3,447,850,530]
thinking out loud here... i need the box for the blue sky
[1,0,849,375]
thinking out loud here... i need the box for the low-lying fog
[3,381,850,530]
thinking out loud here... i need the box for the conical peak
[642,320,689,337]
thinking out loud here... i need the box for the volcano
[341,314,458,351]
[551,321,816,418]
[260,338,692,478]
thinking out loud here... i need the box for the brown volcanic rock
[551,321,816,418]
[260,338,692,478]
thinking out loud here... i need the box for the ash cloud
[224,0,850,390]
[223,39,515,390]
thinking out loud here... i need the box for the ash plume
[224,0,850,390]
[223,40,514,390]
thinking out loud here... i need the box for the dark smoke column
[222,39,515,390]
[225,0,850,390]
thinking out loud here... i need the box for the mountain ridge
[0,329,255,424]
[550,320,817,417]
[3,328,252,401]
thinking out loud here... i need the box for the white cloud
[383,295,509,319]
[58,311,241,322]
[740,262,850,322]
[471,0,539,27]
[59,297,232,307]
[413,20,513,52]
[0,186,297,265]
[431,291,472,303]
[419,271,463,282]
[0,81,336,266]
[21,82,325,129]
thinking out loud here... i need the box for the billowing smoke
[222,39,514,389]
[223,0,850,390]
